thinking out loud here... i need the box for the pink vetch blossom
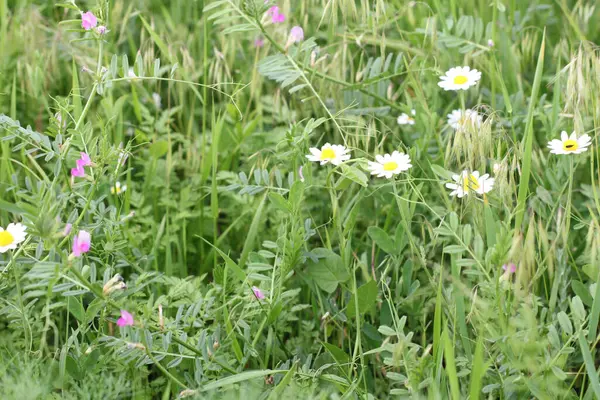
[81,11,98,31]
[77,152,92,167]
[268,6,285,23]
[254,36,265,48]
[289,26,304,43]
[502,263,517,274]
[96,25,107,35]
[71,165,85,177]
[117,310,134,327]
[252,286,265,300]
[72,230,91,257]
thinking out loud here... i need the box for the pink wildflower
[72,230,91,257]
[96,25,107,35]
[252,286,265,300]
[268,6,285,23]
[77,152,92,167]
[117,310,134,327]
[81,12,98,31]
[502,263,517,274]
[254,36,265,48]
[289,26,304,43]
[71,165,85,177]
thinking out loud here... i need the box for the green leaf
[322,342,349,364]
[367,226,397,254]
[550,366,567,381]
[149,140,169,159]
[443,245,466,254]
[268,361,297,399]
[347,280,378,318]
[557,311,573,336]
[430,163,454,180]
[67,298,85,323]
[306,248,349,293]
[202,238,246,282]
[268,192,290,213]
[339,164,368,188]
[572,281,594,307]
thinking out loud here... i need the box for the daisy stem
[564,157,574,245]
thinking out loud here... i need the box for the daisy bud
[158,304,164,331]
[81,11,98,31]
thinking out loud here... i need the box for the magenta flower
[71,165,85,178]
[117,310,134,327]
[252,286,265,300]
[268,6,285,23]
[77,152,92,167]
[81,11,98,31]
[289,26,304,43]
[72,230,91,257]
[502,263,517,274]
[254,36,265,48]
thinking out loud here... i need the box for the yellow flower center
[320,148,336,160]
[462,174,480,192]
[453,75,468,85]
[0,231,15,247]
[383,161,398,171]
[562,139,578,152]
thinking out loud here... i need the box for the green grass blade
[514,29,546,231]
[468,337,485,400]
[443,328,460,400]
[578,331,600,399]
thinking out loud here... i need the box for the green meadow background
[1,0,600,398]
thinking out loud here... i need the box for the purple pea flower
[72,230,91,257]
[117,310,134,327]
[81,11,98,30]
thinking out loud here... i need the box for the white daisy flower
[306,143,351,166]
[367,151,412,179]
[445,170,494,198]
[397,110,416,125]
[111,181,127,195]
[447,109,483,130]
[0,223,27,253]
[438,66,481,91]
[547,131,592,155]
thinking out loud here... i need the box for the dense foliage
[1,0,600,398]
